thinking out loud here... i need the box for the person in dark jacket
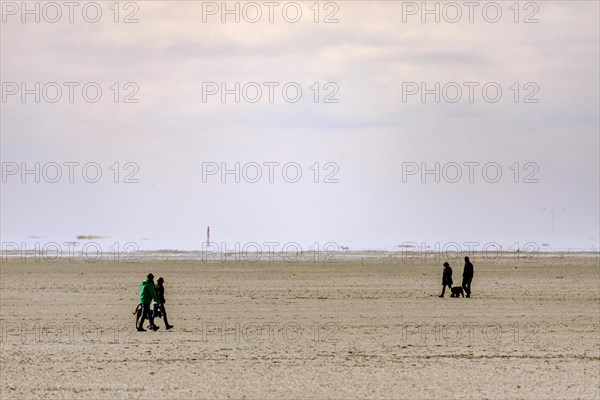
[439,262,453,297]
[462,256,474,298]
[153,277,173,330]
[137,273,161,331]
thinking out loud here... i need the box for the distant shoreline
[2,249,598,262]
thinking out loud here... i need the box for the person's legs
[161,305,173,329]
[440,284,448,297]
[463,279,472,297]
[137,303,148,330]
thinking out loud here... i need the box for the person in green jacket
[137,273,162,331]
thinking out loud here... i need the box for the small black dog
[450,286,464,298]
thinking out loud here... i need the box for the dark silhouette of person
[462,256,474,298]
[439,262,453,297]
[153,277,174,330]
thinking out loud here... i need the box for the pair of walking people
[137,273,174,331]
[439,257,474,298]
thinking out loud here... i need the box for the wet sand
[1,254,598,399]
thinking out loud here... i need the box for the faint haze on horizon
[1,1,599,252]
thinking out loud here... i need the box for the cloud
[1,1,598,249]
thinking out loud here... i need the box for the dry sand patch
[1,255,598,399]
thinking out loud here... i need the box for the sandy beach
[1,253,598,399]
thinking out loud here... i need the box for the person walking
[137,273,161,332]
[153,277,173,330]
[462,256,474,298]
[439,262,453,297]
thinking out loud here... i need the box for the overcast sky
[1,1,598,252]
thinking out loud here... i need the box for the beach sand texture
[1,254,599,399]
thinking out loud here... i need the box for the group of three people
[440,256,474,298]
[137,273,174,331]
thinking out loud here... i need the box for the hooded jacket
[139,278,160,305]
